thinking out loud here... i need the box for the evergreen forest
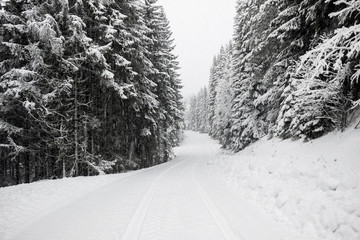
[187,0,360,151]
[0,0,183,186]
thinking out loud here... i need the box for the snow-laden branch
[299,0,360,79]
[326,0,360,23]
[101,70,136,99]
[0,119,22,134]
[298,24,360,82]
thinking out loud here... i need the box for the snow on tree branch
[0,119,22,134]
[0,69,38,99]
[298,24,360,81]
[101,70,136,99]
[327,0,360,23]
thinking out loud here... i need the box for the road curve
[12,131,296,240]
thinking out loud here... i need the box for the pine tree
[229,0,271,151]
[186,87,208,133]
[0,0,184,186]
[213,42,233,147]
[143,0,183,164]
[208,55,219,137]
[209,0,359,150]
[276,0,360,139]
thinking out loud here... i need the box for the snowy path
[7,132,300,240]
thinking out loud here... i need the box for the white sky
[157,0,237,98]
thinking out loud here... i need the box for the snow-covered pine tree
[157,7,184,148]
[0,0,78,183]
[213,42,233,148]
[0,1,31,185]
[208,55,219,138]
[197,87,209,133]
[210,46,226,137]
[82,0,144,172]
[143,0,183,164]
[156,7,184,154]
[213,0,359,150]
[229,0,272,151]
[276,0,360,139]
[120,0,161,168]
[0,0,183,186]
[186,87,208,133]
[187,95,199,131]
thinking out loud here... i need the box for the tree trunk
[16,160,20,185]
[24,153,30,183]
[34,157,39,182]
[60,120,66,178]
[46,155,49,179]
[129,140,136,162]
[141,143,146,168]
[74,76,79,176]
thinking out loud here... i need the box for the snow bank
[0,172,135,240]
[209,127,360,240]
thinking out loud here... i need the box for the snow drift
[209,126,360,240]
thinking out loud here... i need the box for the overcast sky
[157,0,237,99]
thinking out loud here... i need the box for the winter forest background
[0,0,183,186]
[187,0,360,150]
[1,0,360,188]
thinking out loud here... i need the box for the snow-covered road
[6,132,301,240]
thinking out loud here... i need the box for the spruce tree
[0,0,184,186]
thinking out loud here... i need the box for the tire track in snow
[138,159,218,240]
[137,175,181,240]
[191,160,243,240]
[121,157,188,240]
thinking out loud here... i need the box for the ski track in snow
[1,131,305,240]
[121,157,188,240]
[191,160,240,240]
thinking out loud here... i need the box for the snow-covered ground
[1,131,307,240]
[0,130,358,240]
[209,126,360,240]
[0,171,141,240]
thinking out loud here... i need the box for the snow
[0,119,21,133]
[0,130,359,240]
[0,131,306,240]
[0,173,138,240]
[22,100,36,111]
[208,126,360,240]
[101,69,114,80]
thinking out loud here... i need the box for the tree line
[188,0,360,150]
[0,0,183,186]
